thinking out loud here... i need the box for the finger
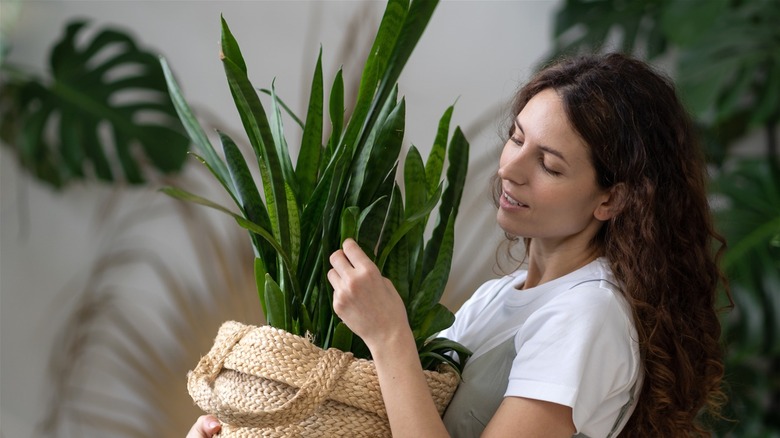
[341,238,374,268]
[327,268,342,289]
[329,249,354,273]
[186,415,221,438]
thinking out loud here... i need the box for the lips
[502,191,528,208]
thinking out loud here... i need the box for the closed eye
[539,158,561,176]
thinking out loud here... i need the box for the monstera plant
[161,0,472,372]
[0,20,189,188]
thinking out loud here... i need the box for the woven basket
[188,321,460,437]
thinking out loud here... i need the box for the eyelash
[511,136,561,176]
[539,158,561,176]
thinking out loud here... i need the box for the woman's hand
[327,238,409,351]
[186,415,221,438]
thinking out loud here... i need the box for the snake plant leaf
[411,215,456,329]
[355,193,392,258]
[404,145,427,217]
[219,15,247,73]
[340,206,360,244]
[412,303,454,344]
[219,130,274,260]
[331,322,354,353]
[297,48,324,202]
[326,68,345,162]
[259,88,304,129]
[298,302,314,339]
[340,0,407,154]
[419,337,472,374]
[269,82,298,196]
[264,274,288,332]
[160,186,298,294]
[418,351,450,373]
[2,20,189,188]
[284,181,302,273]
[316,284,332,347]
[340,0,437,173]
[425,106,453,197]
[381,185,410,304]
[346,85,399,206]
[161,58,232,192]
[356,98,406,208]
[423,127,468,274]
[185,151,244,212]
[377,181,443,270]
[254,257,269,318]
[220,27,292,254]
[375,0,439,106]
[420,337,473,357]
[418,336,473,374]
[301,143,351,269]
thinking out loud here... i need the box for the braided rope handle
[188,322,354,427]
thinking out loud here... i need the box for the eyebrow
[514,120,569,164]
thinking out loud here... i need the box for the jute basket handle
[188,324,354,427]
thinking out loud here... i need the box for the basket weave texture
[188,321,460,437]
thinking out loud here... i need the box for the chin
[496,213,526,238]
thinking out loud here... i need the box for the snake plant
[160,0,471,373]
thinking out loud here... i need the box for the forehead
[516,89,590,157]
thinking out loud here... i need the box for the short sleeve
[504,285,638,436]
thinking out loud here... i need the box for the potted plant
[160,0,471,435]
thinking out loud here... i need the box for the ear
[594,183,626,221]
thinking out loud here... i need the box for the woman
[189,53,729,437]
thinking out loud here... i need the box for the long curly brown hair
[495,53,731,436]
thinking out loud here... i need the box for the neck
[522,239,601,289]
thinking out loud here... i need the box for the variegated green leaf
[264,274,288,332]
[298,48,324,202]
[425,106,453,197]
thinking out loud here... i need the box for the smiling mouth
[502,192,528,207]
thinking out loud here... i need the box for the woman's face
[497,88,610,249]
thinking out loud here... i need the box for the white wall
[0,1,559,436]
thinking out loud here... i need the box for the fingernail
[208,420,220,429]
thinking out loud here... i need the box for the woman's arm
[329,239,450,437]
[328,239,576,438]
[484,397,576,437]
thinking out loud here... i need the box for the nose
[498,140,530,183]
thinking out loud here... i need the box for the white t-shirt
[440,258,641,437]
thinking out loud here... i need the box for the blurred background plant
[547,0,780,435]
[0,20,190,188]
[0,18,262,436]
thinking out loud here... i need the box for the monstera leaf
[0,20,189,188]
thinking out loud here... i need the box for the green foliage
[548,0,780,434]
[549,0,780,165]
[161,0,471,373]
[712,159,780,434]
[0,20,189,188]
